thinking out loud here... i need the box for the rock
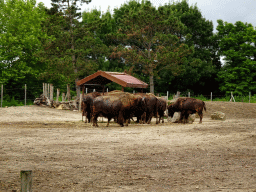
[167,112,196,124]
[211,111,226,121]
[56,104,70,110]
[188,114,196,123]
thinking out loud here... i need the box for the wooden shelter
[76,70,148,94]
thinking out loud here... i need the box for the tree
[0,0,50,99]
[216,20,256,95]
[48,0,92,97]
[110,0,193,93]
[159,0,219,94]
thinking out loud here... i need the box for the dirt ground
[0,101,256,192]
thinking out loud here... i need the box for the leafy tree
[216,20,256,95]
[42,0,93,97]
[159,0,219,94]
[0,0,49,99]
[109,0,193,94]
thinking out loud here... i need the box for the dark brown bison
[106,91,146,124]
[167,97,206,123]
[156,97,167,123]
[136,93,158,124]
[92,96,124,127]
[82,92,102,123]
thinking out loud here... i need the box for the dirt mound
[204,101,256,119]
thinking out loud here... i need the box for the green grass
[1,97,34,107]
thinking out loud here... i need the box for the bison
[167,97,206,123]
[92,96,124,127]
[136,93,158,124]
[82,92,102,123]
[106,91,146,124]
[156,97,167,124]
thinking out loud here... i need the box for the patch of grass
[1,97,34,107]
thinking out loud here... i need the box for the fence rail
[1,84,256,108]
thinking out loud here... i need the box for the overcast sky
[38,0,256,32]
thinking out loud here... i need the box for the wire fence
[1,84,256,108]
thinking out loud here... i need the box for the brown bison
[82,92,102,123]
[136,93,158,124]
[92,96,124,127]
[156,97,167,123]
[167,97,206,123]
[106,91,146,124]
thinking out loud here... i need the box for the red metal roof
[76,71,148,88]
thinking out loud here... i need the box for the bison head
[167,104,175,117]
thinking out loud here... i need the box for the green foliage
[0,0,50,100]
[109,0,193,93]
[216,20,256,95]
[38,2,108,87]
[2,0,256,101]
[1,96,34,107]
[158,0,219,95]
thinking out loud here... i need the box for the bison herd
[82,90,206,127]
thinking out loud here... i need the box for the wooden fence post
[50,84,53,101]
[1,84,3,108]
[67,84,71,101]
[77,85,80,100]
[230,92,235,102]
[188,92,190,98]
[86,88,88,94]
[79,94,82,112]
[24,84,27,106]
[47,84,50,98]
[44,83,48,97]
[43,83,45,96]
[21,170,32,192]
[56,88,60,103]
[167,91,169,101]
[62,93,65,102]
[249,92,251,103]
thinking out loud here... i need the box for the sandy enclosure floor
[0,102,256,192]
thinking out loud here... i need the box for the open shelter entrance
[76,70,148,97]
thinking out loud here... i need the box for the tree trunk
[149,74,154,94]
[149,67,154,94]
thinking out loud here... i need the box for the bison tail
[203,101,206,112]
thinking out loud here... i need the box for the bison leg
[136,116,140,123]
[184,113,190,124]
[125,119,129,126]
[117,111,124,127]
[156,112,159,124]
[141,112,146,124]
[147,112,153,124]
[93,114,99,127]
[179,111,186,124]
[87,112,91,123]
[106,117,112,127]
[198,111,203,123]
[161,115,164,123]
